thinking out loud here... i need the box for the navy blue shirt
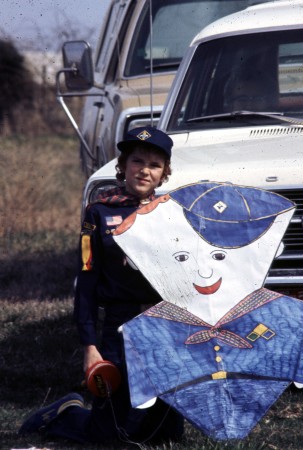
[74,199,162,345]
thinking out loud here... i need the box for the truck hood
[159,130,303,193]
[87,126,303,194]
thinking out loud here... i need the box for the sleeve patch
[81,234,93,271]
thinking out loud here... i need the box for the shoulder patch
[83,221,96,231]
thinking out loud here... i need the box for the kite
[112,181,303,440]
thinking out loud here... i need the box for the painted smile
[193,277,222,295]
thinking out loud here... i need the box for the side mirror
[62,40,94,91]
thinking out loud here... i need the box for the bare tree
[0,40,35,133]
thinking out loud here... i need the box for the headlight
[81,179,119,220]
[88,180,119,203]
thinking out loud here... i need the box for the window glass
[279,43,303,94]
[167,29,303,131]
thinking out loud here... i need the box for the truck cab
[58,0,264,176]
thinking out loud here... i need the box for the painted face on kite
[147,202,273,324]
[114,194,294,325]
[170,229,268,324]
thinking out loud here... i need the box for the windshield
[124,0,268,77]
[167,29,303,131]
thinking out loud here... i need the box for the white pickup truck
[82,0,303,297]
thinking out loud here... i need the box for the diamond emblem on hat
[213,201,227,214]
[137,130,152,140]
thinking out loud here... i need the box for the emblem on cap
[137,130,151,141]
[213,201,227,214]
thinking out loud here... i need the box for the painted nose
[198,268,213,279]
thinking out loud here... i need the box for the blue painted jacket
[122,289,303,439]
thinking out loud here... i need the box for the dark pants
[47,304,184,444]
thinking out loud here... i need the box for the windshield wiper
[187,110,303,126]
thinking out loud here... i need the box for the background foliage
[0,39,83,136]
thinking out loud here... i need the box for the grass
[1,135,303,449]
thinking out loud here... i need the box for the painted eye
[175,253,189,262]
[212,252,226,261]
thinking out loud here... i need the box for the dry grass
[0,135,82,237]
[1,135,303,450]
[0,135,85,300]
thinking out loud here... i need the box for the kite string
[107,394,146,449]
[107,385,180,447]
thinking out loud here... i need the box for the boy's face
[124,146,166,199]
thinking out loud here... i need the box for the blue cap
[117,126,173,159]
[169,182,295,248]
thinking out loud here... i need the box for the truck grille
[267,188,303,298]
[274,189,303,253]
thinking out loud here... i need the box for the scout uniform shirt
[74,186,162,346]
